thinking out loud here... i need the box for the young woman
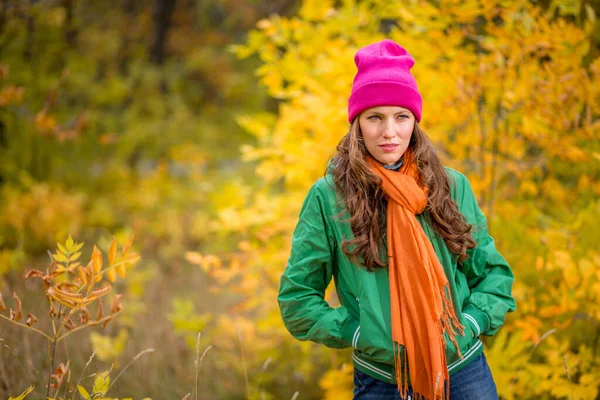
[278,39,516,400]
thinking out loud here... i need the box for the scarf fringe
[393,284,465,400]
[394,341,450,400]
[394,343,450,400]
[440,283,465,358]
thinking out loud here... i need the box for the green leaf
[92,370,110,396]
[77,385,90,400]
[8,385,34,400]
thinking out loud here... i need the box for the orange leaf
[25,269,45,280]
[26,313,38,326]
[10,292,22,321]
[92,246,103,273]
[0,293,5,313]
[111,294,123,314]
[87,285,112,301]
[77,266,88,287]
[108,237,118,265]
[124,252,141,266]
[116,263,126,278]
[79,307,90,324]
[122,233,134,257]
[102,315,114,328]
[96,300,104,321]
[106,267,116,282]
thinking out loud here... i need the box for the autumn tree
[192,0,600,398]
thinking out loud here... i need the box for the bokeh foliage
[1,0,600,399]
[203,0,600,398]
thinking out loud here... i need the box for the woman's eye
[397,114,408,119]
[368,115,381,120]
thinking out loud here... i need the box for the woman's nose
[382,119,395,138]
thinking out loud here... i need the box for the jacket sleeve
[456,173,517,336]
[278,182,359,349]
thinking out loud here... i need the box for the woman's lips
[379,144,399,152]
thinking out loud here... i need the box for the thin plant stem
[50,298,58,336]
[105,348,154,394]
[0,344,10,391]
[256,357,273,397]
[235,323,250,400]
[0,338,31,383]
[54,308,76,338]
[508,328,557,389]
[57,367,71,400]
[564,355,574,400]
[46,303,64,399]
[0,313,52,340]
[192,344,212,400]
[46,336,57,399]
[56,311,122,342]
[194,332,201,400]
[71,350,96,400]
[290,392,299,400]
[199,346,212,365]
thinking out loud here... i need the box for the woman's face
[358,106,415,166]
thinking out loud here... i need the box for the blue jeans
[353,353,498,400]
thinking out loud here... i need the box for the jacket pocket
[355,295,395,365]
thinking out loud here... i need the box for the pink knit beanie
[348,39,422,123]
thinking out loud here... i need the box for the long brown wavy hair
[331,118,477,271]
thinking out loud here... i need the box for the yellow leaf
[66,234,74,251]
[73,241,84,252]
[57,242,68,254]
[68,251,82,262]
[52,253,68,263]
[185,251,204,265]
[77,385,90,400]
[89,329,128,361]
[8,385,34,400]
[563,262,581,288]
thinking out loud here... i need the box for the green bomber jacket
[278,167,516,383]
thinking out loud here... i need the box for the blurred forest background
[0,0,599,399]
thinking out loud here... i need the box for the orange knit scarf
[370,153,463,400]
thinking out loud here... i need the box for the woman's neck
[381,156,404,171]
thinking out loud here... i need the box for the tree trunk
[23,0,35,61]
[117,0,137,75]
[150,0,176,65]
[62,0,77,47]
[0,0,8,36]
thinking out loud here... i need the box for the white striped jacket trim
[463,314,481,337]
[448,339,482,372]
[352,339,482,381]
[352,354,393,380]
[352,326,361,349]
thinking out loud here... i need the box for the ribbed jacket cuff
[463,305,490,337]
[341,316,360,349]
